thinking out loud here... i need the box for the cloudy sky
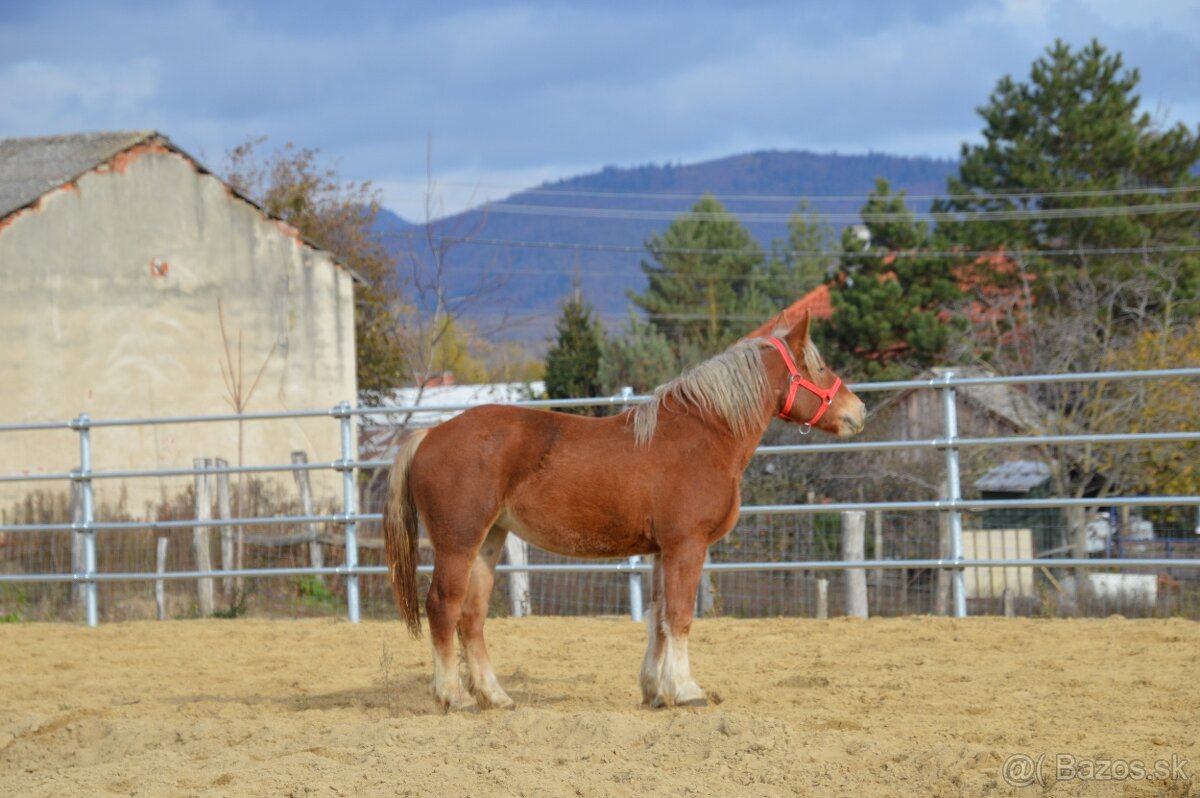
[2,0,1197,220]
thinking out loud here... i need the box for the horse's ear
[785,309,811,350]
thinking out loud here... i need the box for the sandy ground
[1,616,1197,797]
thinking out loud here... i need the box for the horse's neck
[657,401,771,471]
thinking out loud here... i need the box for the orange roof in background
[742,283,833,340]
[743,248,1034,343]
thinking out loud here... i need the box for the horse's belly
[495,507,657,559]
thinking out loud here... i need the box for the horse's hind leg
[654,539,708,708]
[427,547,477,712]
[639,556,666,705]
[458,525,514,709]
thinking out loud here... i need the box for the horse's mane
[630,333,826,446]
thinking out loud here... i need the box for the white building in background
[359,380,545,464]
[0,131,358,512]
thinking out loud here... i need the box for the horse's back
[411,405,661,557]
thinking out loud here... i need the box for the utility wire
[481,200,1200,224]
[469,300,1200,324]
[386,178,1200,204]
[426,237,1200,261]
[513,184,1200,204]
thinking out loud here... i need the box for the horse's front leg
[639,556,666,705]
[653,539,708,708]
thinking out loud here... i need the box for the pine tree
[766,202,838,308]
[936,39,1200,305]
[629,194,772,356]
[544,290,604,411]
[826,180,961,381]
[598,312,678,394]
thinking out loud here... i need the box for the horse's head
[766,311,866,438]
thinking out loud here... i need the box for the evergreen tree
[929,41,1200,510]
[629,194,772,356]
[765,202,838,308]
[936,39,1200,305]
[826,180,961,381]
[598,312,679,395]
[544,290,604,411]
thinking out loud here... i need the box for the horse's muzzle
[837,398,867,437]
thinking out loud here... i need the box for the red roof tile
[742,283,834,340]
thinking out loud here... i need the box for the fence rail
[1,368,1198,625]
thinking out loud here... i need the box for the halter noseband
[765,337,842,431]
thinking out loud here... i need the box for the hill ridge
[378,149,958,342]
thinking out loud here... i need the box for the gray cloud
[1,0,1196,219]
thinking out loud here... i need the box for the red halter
[765,337,842,429]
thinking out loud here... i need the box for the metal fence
[1,368,1199,625]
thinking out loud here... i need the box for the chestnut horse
[383,311,865,710]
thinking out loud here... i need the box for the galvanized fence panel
[1,368,1198,624]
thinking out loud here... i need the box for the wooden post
[805,490,817,615]
[504,534,531,617]
[696,551,715,616]
[70,481,86,617]
[155,536,169,620]
[934,495,951,616]
[816,578,829,620]
[291,451,324,583]
[872,510,884,611]
[1002,587,1015,618]
[215,457,234,599]
[842,511,868,618]
[1119,505,1131,554]
[1067,504,1088,617]
[805,490,816,554]
[192,458,215,617]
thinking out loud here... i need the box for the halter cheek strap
[765,337,842,428]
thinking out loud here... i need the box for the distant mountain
[378,150,958,343]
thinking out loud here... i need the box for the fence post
[696,551,714,616]
[69,481,86,617]
[291,451,324,583]
[842,511,868,618]
[940,372,967,618]
[192,457,215,617]
[155,536,169,620]
[872,509,884,610]
[72,413,98,627]
[215,457,234,600]
[628,555,643,622]
[505,535,531,617]
[337,402,361,623]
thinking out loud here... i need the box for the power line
[514,184,1200,204]
[429,236,1200,262]
[461,299,1200,324]
[481,200,1200,224]
[428,256,1199,285]
[387,177,1200,204]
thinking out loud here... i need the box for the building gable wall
[0,145,356,511]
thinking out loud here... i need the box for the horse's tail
[383,428,429,638]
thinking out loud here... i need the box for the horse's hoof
[480,694,516,711]
[647,694,706,709]
[439,696,478,714]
